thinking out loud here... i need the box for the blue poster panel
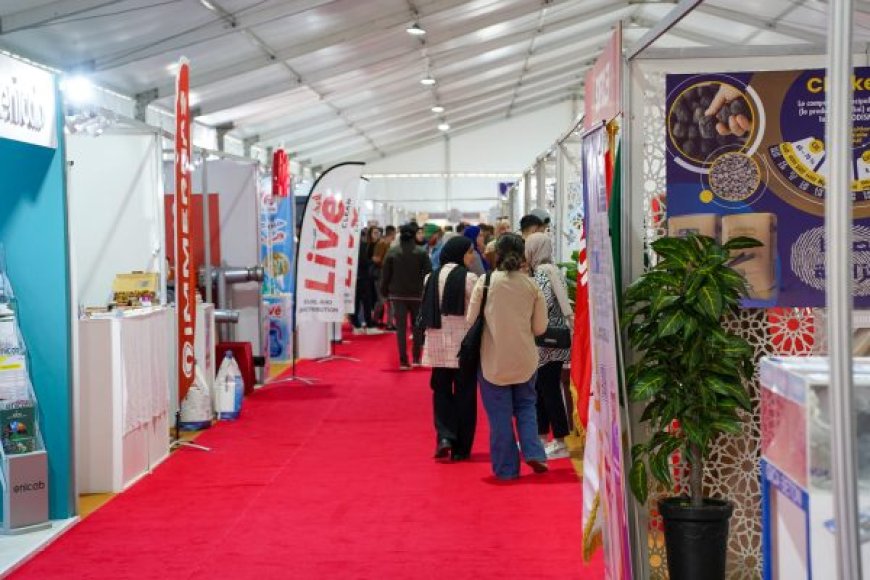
[666,68,870,307]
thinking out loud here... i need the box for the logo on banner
[175,59,196,400]
[0,54,56,148]
[303,192,344,295]
[584,25,622,129]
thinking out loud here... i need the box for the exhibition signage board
[174,59,196,401]
[0,54,56,149]
[295,162,364,322]
[583,126,633,579]
[261,187,295,295]
[666,67,870,307]
[584,25,621,130]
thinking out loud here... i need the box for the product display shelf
[760,356,870,579]
[77,308,171,494]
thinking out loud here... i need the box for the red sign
[584,25,622,129]
[272,149,290,197]
[175,60,196,401]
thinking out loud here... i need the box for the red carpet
[13,332,604,579]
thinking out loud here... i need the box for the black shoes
[434,438,452,459]
[451,452,470,462]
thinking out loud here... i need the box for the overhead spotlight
[431,105,445,113]
[420,76,436,86]
[199,0,216,10]
[60,75,95,105]
[438,122,450,132]
[406,23,426,35]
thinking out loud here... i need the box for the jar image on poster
[666,77,769,209]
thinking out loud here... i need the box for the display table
[77,308,171,493]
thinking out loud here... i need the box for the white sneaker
[352,327,365,335]
[546,440,569,460]
[366,327,385,335]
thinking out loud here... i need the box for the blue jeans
[478,372,547,479]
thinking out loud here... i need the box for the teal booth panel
[0,103,74,520]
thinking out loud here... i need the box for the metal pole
[536,158,546,210]
[523,171,532,217]
[201,152,213,304]
[826,1,860,578]
[444,135,451,213]
[555,145,566,262]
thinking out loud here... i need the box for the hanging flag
[174,58,196,402]
[342,179,366,314]
[272,149,290,197]
[570,224,593,430]
[295,162,364,323]
[606,124,622,294]
[582,391,603,562]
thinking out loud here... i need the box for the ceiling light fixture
[420,76,436,86]
[438,122,450,132]
[431,105,444,113]
[60,75,95,105]
[406,23,426,35]
[199,0,216,10]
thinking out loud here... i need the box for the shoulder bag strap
[542,264,573,318]
[479,272,492,320]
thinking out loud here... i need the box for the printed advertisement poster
[583,127,633,579]
[666,68,870,307]
[260,191,295,295]
[296,162,364,322]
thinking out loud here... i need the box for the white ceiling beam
[293,80,581,157]
[318,95,573,167]
[193,28,605,119]
[635,41,870,59]
[89,0,337,70]
[0,0,120,34]
[151,0,552,96]
[631,17,729,47]
[251,54,593,144]
[694,4,826,45]
[625,0,702,59]
[304,90,575,162]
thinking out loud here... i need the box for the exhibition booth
[0,51,76,563]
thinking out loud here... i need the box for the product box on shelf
[760,356,870,580]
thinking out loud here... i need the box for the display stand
[316,323,360,364]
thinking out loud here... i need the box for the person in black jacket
[381,223,432,370]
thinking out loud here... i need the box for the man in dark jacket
[381,223,432,370]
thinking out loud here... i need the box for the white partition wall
[67,132,164,309]
[190,158,262,354]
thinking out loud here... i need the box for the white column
[826,1,860,578]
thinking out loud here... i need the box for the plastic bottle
[215,351,244,420]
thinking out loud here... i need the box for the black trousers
[351,279,375,328]
[391,299,423,365]
[430,367,477,456]
[536,360,570,438]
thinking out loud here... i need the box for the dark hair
[385,225,397,235]
[519,214,544,232]
[399,223,417,242]
[456,222,467,234]
[496,233,525,272]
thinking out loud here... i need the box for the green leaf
[640,400,665,423]
[697,283,723,320]
[658,309,686,338]
[631,369,668,401]
[710,420,743,435]
[705,375,752,410]
[650,446,674,487]
[650,293,680,316]
[629,459,649,504]
[682,315,699,341]
[722,236,763,251]
[651,236,694,261]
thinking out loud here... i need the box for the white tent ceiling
[0,0,867,167]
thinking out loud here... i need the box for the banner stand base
[170,411,211,453]
[315,355,360,364]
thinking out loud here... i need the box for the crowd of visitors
[350,209,573,480]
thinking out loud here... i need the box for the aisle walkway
[13,332,603,579]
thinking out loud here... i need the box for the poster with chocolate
[666,69,870,307]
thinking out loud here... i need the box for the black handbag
[457,272,491,369]
[535,325,572,349]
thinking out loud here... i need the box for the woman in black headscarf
[420,236,479,461]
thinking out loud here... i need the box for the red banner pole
[175,59,196,402]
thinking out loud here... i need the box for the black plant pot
[659,497,733,580]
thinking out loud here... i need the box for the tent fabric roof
[0,0,859,166]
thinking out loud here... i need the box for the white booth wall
[189,158,263,355]
[67,132,165,309]
[364,101,575,216]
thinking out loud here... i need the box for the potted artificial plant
[621,233,761,580]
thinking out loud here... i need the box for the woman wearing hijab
[420,236,479,461]
[467,234,549,479]
[525,233,574,460]
[462,225,490,276]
